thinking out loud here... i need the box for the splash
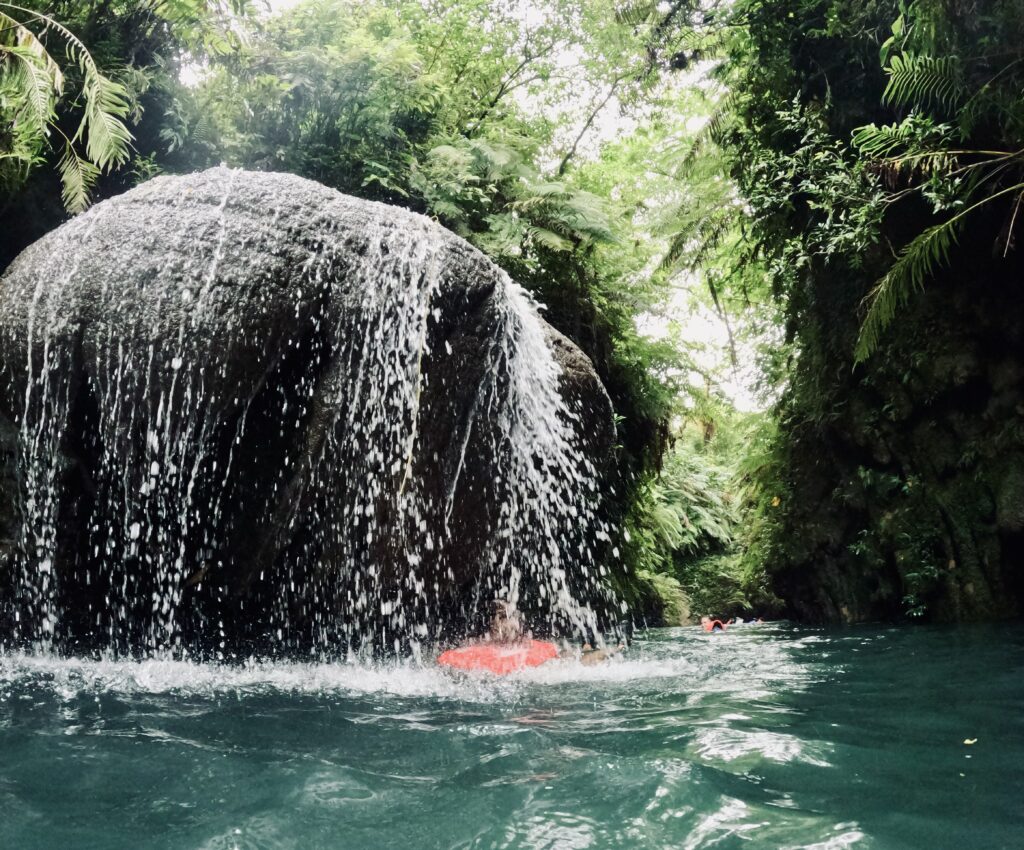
[0,626,795,703]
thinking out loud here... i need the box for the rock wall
[767,218,1024,623]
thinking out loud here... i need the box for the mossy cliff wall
[765,227,1024,623]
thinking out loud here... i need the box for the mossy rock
[996,454,1024,533]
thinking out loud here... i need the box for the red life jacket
[438,639,559,675]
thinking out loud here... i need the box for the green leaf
[58,144,100,213]
[78,64,133,170]
[855,216,960,361]
[884,53,965,112]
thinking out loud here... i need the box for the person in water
[440,601,629,673]
[488,599,525,643]
[437,600,559,674]
[580,619,632,665]
[700,615,727,632]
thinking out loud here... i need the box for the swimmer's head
[489,600,523,643]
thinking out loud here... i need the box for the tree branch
[556,77,623,177]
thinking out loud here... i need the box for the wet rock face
[0,168,615,654]
[768,237,1024,625]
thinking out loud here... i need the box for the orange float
[438,639,559,675]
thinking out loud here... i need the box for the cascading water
[0,168,618,657]
[467,282,613,636]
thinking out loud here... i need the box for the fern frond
[853,120,957,175]
[660,211,732,271]
[58,143,99,213]
[5,46,55,134]
[672,98,736,178]
[467,138,517,176]
[1,13,62,132]
[0,4,133,208]
[853,122,918,159]
[6,5,134,169]
[557,192,616,242]
[856,179,1024,360]
[855,217,959,361]
[884,52,965,112]
[152,0,247,54]
[615,2,659,27]
[529,226,572,252]
[524,180,570,199]
[77,60,133,170]
[5,12,63,92]
[191,109,214,145]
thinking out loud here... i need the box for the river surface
[1,623,1022,849]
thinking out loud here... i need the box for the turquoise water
[1,623,1022,849]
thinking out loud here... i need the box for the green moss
[636,570,691,625]
[996,454,1024,533]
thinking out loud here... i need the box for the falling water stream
[0,168,616,655]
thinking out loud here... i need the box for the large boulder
[0,168,615,654]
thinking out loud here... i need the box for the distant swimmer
[700,615,727,633]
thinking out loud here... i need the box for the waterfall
[0,168,617,656]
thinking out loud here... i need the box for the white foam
[0,629,799,704]
[0,651,691,701]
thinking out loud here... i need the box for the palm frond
[855,216,960,361]
[58,143,99,213]
[884,52,965,112]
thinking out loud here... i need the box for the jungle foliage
[6,0,1021,625]
[0,2,132,210]
[668,0,1024,622]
